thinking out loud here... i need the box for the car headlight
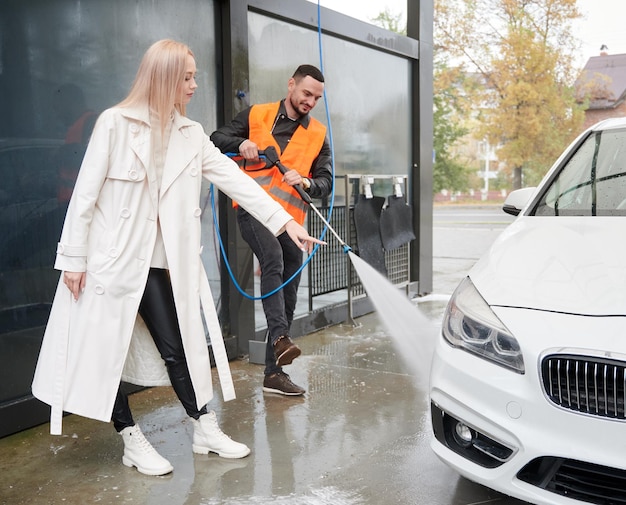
[442,277,524,374]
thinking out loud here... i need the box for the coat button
[190,167,198,176]
[128,169,138,180]
[108,248,119,258]
[120,208,131,219]
[56,243,65,253]
[193,208,202,217]
[130,124,139,134]
[94,284,105,295]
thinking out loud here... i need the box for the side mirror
[502,187,536,216]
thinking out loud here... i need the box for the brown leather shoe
[263,372,305,395]
[273,335,301,367]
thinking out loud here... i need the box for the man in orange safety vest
[211,65,332,396]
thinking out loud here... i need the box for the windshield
[533,128,626,216]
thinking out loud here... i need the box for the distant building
[576,46,626,129]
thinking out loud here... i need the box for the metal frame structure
[214,0,433,355]
[306,175,411,323]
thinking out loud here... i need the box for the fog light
[454,422,473,447]
[432,403,515,468]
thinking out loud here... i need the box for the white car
[429,117,626,505]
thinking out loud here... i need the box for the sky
[313,0,626,68]
[575,0,626,63]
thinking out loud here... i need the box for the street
[434,204,516,228]
[432,204,515,294]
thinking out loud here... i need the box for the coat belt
[50,279,71,435]
[198,263,235,402]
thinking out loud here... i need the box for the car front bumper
[429,306,626,505]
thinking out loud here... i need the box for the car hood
[470,216,626,316]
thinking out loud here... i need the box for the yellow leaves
[435,0,585,185]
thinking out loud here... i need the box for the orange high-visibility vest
[238,101,326,225]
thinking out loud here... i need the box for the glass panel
[534,129,626,216]
[248,12,411,321]
[0,0,218,404]
[304,0,407,28]
[248,13,411,180]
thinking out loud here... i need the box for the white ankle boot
[119,425,173,476]
[192,411,250,459]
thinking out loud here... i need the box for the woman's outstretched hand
[284,220,326,254]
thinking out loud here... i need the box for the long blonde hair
[117,39,194,132]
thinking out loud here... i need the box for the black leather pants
[111,268,207,432]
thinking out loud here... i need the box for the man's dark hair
[292,64,324,83]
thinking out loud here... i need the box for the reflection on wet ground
[0,310,523,505]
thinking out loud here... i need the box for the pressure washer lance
[259,146,352,254]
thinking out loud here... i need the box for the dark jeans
[111,268,207,432]
[237,208,303,376]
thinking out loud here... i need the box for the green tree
[371,8,405,35]
[432,61,471,192]
[435,0,585,189]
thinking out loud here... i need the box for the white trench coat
[32,106,292,434]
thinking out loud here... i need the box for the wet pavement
[0,205,526,505]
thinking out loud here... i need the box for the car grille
[518,457,626,504]
[541,354,626,419]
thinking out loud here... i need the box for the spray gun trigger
[259,146,279,169]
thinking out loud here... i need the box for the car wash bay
[0,0,432,436]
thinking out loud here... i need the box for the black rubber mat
[380,195,416,251]
[353,194,387,275]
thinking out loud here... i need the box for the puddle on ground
[202,486,362,505]
[348,252,437,388]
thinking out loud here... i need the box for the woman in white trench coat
[31,39,322,476]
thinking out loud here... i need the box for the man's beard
[289,97,306,117]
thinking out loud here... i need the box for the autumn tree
[435,0,586,188]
